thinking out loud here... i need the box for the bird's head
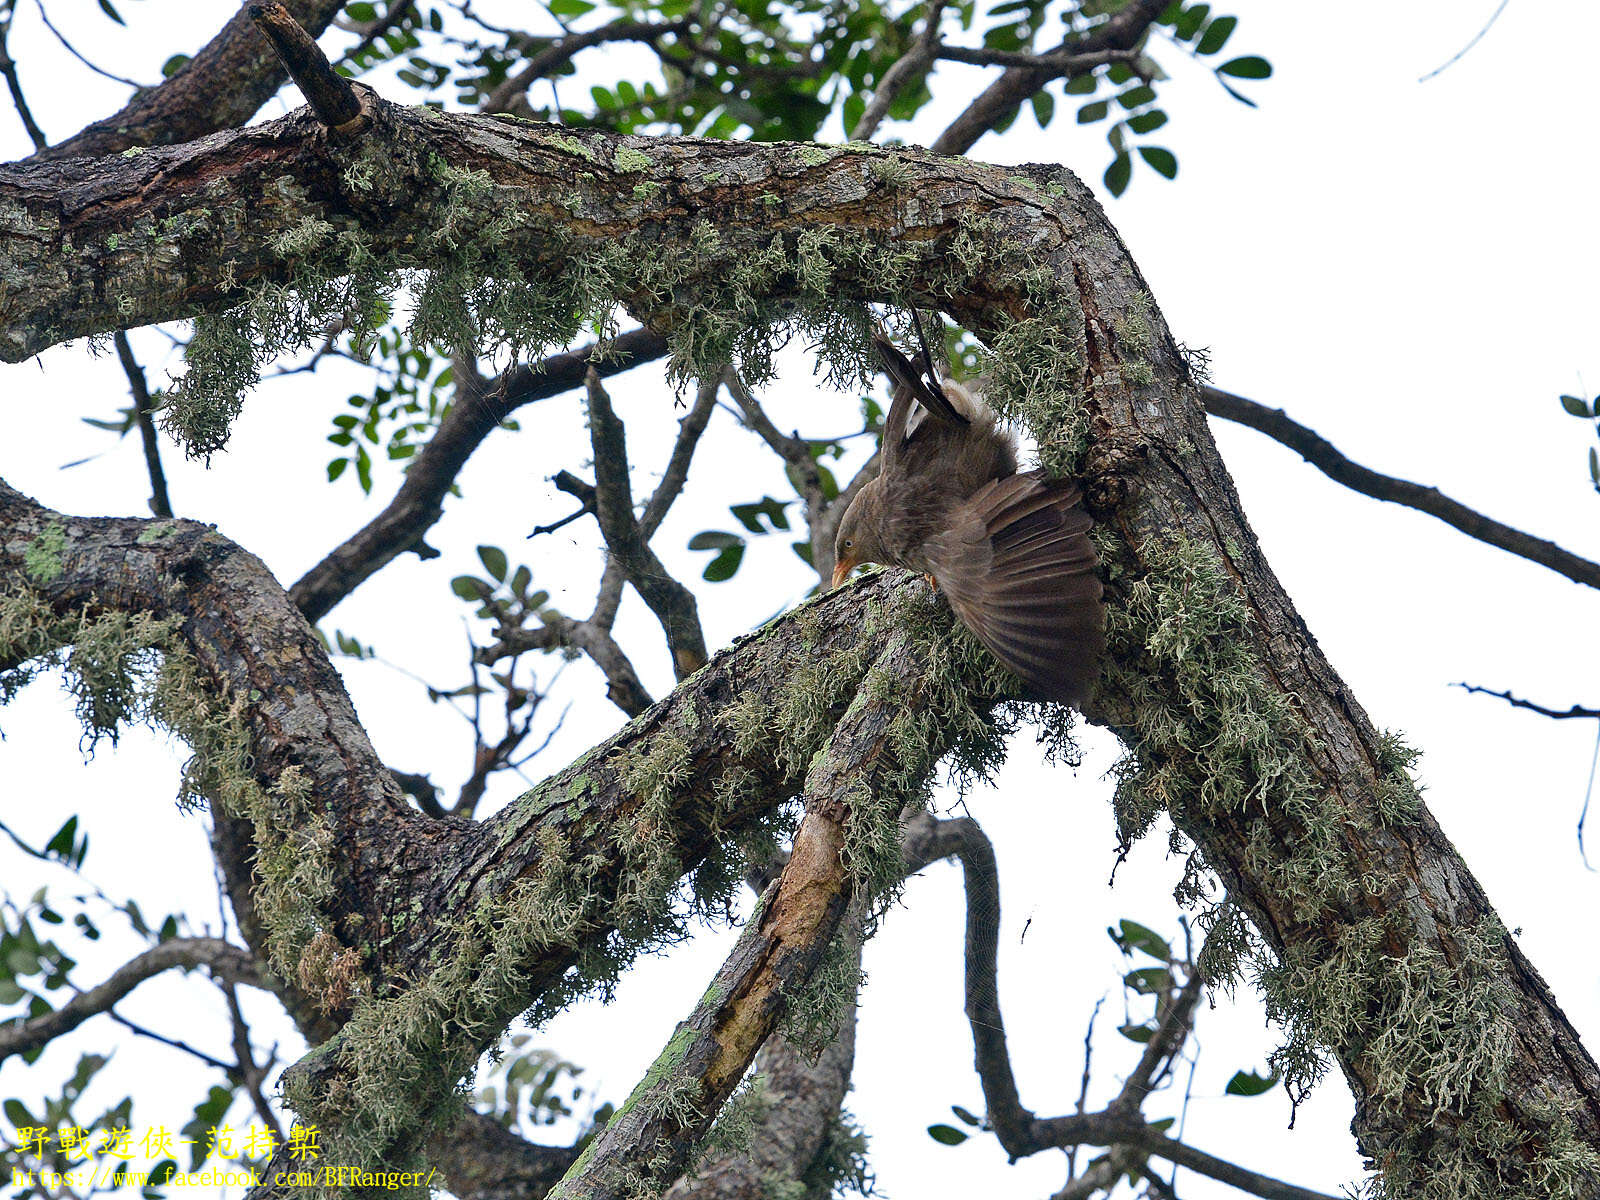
[831,478,887,589]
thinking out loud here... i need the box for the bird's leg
[923,572,939,593]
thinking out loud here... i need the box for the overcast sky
[3,3,1598,1198]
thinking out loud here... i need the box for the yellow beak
[830,555,858,591]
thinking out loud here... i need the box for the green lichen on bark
[1086,531,1597,1197]
[0,588,340,988]
[22,522,67,583]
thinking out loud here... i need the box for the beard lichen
[1085,529,1596,1197]
[0,587,340,994]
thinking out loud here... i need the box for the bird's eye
[842,538,853,550]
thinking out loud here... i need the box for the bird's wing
[924,473,1105,705]
[873,334,971,430]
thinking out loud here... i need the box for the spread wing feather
[925,472,1105,704]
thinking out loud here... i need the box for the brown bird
[831,336,1105,705]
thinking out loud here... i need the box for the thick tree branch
[0,937,265,1061]
[1204,385,1600,592]
[551,635,920,1199]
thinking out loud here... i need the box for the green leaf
[1126,109,1168,134]
[161,54,191,78]
[1077,99,1109,124]
[927,1124,969,1145]
[451,576,493,601]
[1138,146,1178,179]
[688,530,746,551]
[1559,394,1592,418]
[327,458,349,481]
[4,1099,36,1128]
[1063,71,1097,95]
[1117,85,1156,110]
[97,0,124,24]
[1118,1022,1156,1043]
[1174,3,1209,41]
[547,0,595,14]
[702,544,745,582]
[477,545,508,582]
[1226,1067,1280,1096]
[1103,151,1132,197]
[1113,919,1170,959]
[1124,965,1174,995]
[1218,55,1272,79]
[730,496,792,534]
[1195,14,1236,55]
[346,1,379,19]
[1589,447,1598,485]
[1030,90,1054,128]
[951,1105,982,1126]
[44,817,78,863]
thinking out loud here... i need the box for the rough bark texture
[3,98,1598,1196]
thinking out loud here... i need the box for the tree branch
[112,331,173,519]
[0,937,265,1062]
[0,13,47,152]
[248,1,367,135]
[850,0,950,142]
[27,0,350,162]
[551,634,921,1199]
[721,368,832,580]
[483,18,692,115]
[583,368,710,678]
[931,0,1167,155]
[1452,683,1600,720]
[1204,385,1600,591]
[289,327,669,623]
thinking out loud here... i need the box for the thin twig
[33,0,143,87]
[1418,0,1510,83]
[584,368,709,678]
[0,15,48,151]
[223,980,285,1141]
[1452,683,1600,720]
[333,0,418,70]
[0,939,263,1062]
[113,332,173,518]
[931,0,1168,155]
[289,327,669,623]
[1205,386,1600,592]
[483,17,691,114]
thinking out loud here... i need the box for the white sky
[2,2,1599,1199]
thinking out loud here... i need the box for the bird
[830,335,1105,705]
